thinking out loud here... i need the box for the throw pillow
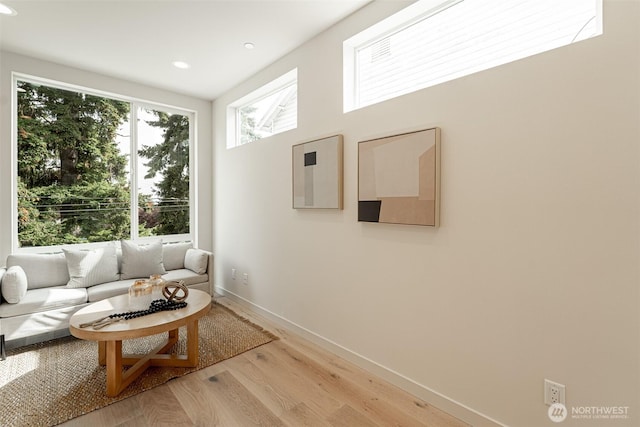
[2,265,28,303]
[63,243,119,288]
[120,239,166,279]
[6,252,69,289]
[162,242,193,271]
[184,249,208,274]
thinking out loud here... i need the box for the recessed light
[244,42,255,50]
[172,61,190,69]
[0,3,17,16]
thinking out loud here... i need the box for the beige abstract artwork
[292,135,343,209]
[358,128,440,226]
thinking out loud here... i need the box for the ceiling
[0,0,370,100]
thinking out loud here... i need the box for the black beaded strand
[107,299,187,320]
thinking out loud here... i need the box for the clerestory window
[344,0,603,112]
[227,69,297,148]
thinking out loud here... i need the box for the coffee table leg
[186,319,199,366]
[99,314,204,395]
[98,341,106,365]
[106,340,123,397]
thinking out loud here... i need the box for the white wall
[0,51,214,261]
[213,1,639,426]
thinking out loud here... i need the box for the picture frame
[292,134,343,209]
[358,128,440,226]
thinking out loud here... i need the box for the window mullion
[130,103,139,240]
[189,112,197,248]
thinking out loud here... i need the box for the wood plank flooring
[60,296,469,427]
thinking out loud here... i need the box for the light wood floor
[60,296,469,427]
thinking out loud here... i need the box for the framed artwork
[292,135,343,209]
[358,128,440,226]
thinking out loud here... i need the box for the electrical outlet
[544,379,566,406]
[242,273,249,285]
[231,268,236,280]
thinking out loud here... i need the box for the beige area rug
[0,303,277,427]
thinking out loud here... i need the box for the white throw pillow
[63,243,120,288]
[6,252,69,289]
[2,266,28,303]
[162,242,193,271]
[120,239,166,279]
[184,249,208,274]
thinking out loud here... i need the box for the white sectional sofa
[0,240,213,358]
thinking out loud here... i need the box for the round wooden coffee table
[69,289,211,396]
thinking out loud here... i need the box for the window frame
[11,72,197,253]
[226,68,298,148]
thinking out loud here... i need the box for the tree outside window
[16,80,192,248]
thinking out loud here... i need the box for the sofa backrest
[162,242,193,270]
[114,241,194,273]
[6,253,70,289]
[4,241,203,291]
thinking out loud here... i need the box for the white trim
[215,285,508,427]
[189,110,198,248]
[344,0,462,48]
[10,74,19,253]
[229,68,298,110]
[226,104,237,150]
[12,72,195,115]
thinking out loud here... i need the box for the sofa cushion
[162,242,192,271]
[7,252,70,289]
[63,243,120,288]
[87,279,136,302]
[0,286,88,318]
[120,239,166,279]
[162,269,208,287]
[184,249,208,274]
[2,266,28,303]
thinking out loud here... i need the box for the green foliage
[139,111,190,235]
[16,82,192,247]
[19,182,131,246]
[137,192,157,236]
[17,82,130,247]
[17,180,61,247]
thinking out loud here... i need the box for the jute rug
[0,303,277,427]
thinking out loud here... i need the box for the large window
[344,0,603,112]
[227,69,297,148]
[15,77,193,249]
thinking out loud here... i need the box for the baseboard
[215,286,506,427]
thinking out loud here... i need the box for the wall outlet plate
[544,379,566,406]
